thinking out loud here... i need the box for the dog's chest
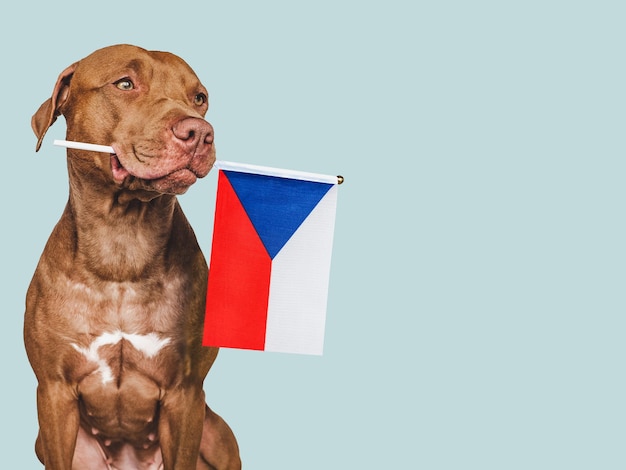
[66,278,187,386]
[72,329,172,443]
[66,280,188,438]
[72,330,173,384]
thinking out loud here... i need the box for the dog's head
[32,44,215,196]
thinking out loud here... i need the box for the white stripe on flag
[264,185,338,355]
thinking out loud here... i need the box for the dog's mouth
[111,153,131,183]
[110,151,211,195]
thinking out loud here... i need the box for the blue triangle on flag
[223,170,333,259]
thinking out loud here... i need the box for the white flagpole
[215,160,341,185]
[53,140,344,185]
[54,139,115,154]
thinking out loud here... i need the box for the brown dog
[26,44,241,469]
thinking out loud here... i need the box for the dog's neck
[65,160,179,282]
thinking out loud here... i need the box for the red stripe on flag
[203,171,272,350]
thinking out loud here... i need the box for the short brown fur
[25,44,241,469]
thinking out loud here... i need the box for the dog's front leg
[36,381,80,469]
[159,385,206,469]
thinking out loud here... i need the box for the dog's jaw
[109,141,215,196]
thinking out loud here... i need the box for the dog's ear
[32,62,78,152]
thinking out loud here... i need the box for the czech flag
[202,161,340,355]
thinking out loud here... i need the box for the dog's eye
[114,79,134,91]
[194,93,207,106]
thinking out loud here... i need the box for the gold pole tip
[337,175,344,185]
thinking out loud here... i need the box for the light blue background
[2,1,625,468]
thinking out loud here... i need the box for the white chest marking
[72,331,171,384]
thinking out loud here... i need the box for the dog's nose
[172,117,214,153]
